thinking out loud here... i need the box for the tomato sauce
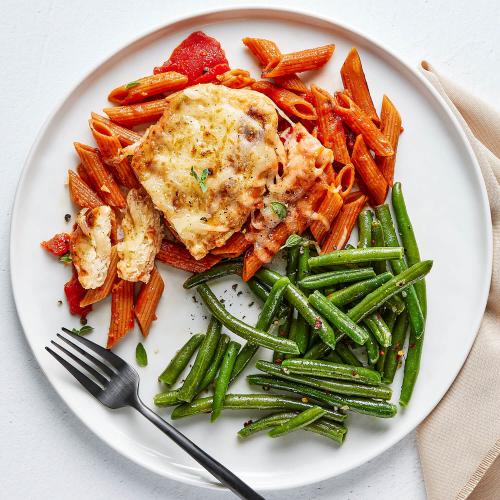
[64,273,92,318]
[41,233,71,257]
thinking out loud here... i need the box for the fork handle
[133,399,264,499]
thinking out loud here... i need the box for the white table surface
[1,1,498,498]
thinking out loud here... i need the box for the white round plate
[10,6,492,492]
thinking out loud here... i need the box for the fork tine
[56,334,115,377]
[46,346,102,398]
[51,340,109,386]
[61,328,126,369]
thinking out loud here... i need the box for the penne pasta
[68,170,103,209]
[336,163,356,198]
[80,246,119,307]
[156,240,222,273]
[251,80,317,121]
[262,44,335,78]
[135,266,164,337]
[76,162,94,188]
[275,74,308,94]
[103,98,168,127]
[210,231,251,258]
[89,118,141,189]
[90,113,142,146]
[321,191,368,253]
[311,85,350,165]
[108,71,188,105]
[216,69,256,89]
[376,95,402,186]
[74,143,126,208]
[107,279,135,348]
[333,92,394,157]
[351,135,388,205]
[309,188,344,244]
[341,48,379,124]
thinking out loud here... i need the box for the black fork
[46,328,264,500]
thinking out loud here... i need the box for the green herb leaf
[136,342,148,367]
[280,234,309,250]
[125,81,140,89]
[59,252,72,264]
[191,167,210,193]
[71,325,94,336]
[271,201,287,220]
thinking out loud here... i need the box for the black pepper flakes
[243,419,253,427]
[248,302,254,307]
[237,291,242,296]
[64,214,71,223]
[232,284,238,291]
[57,300,63,306]
[80,317,87,326]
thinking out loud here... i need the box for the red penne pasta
[351,135,388,205]
[336,163,356,198]
[321,191,368,253]
[107,279,135,348]
[68,170,103,209]
[80,246,119,307]
[108,71,188,105]
[275,75,308,94]
[341,48,380,124]
[74,143,126,208]
[333,92,394,157]
[311,85,350,165]
[376,95,402,186]
[262,45,335,78]
[103,98,168,127]
[89,118,141,189]
[211,231,251,258]
[90,113,142,146]
[156,240,222,273]
[251,81,317,121]
[135,266,164,337]
[309,188,344,244]
[216,69,256,89]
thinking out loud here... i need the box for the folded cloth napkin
[417,62,500,500]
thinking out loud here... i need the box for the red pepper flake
[41,232,71,257]
[274,358,283,365]
[314,317,322,330]
[64,272,92,318]
[379,350,385,356]
[243,419,253,427]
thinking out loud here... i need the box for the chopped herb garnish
[280,234,309,250]
[71,325,93,336]
[136,342,148,367]
[190,167,210,193]
[125,81,140,89]
[59,252,72,264]
[271,201,287,220]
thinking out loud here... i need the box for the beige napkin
[417,62,500,500]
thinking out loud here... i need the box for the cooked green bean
[197,283,299,354]
[364,330,380,365]
[197,334,230,393]
[246,278,288,319]
[170,393,347,422]
[375,204,425,339]
[392,182,427,318]
[268,406,327,437]
[400,321,423,406]
[183,261,242,289]
[287,315,309,356]
[346,261,433,323]
[158,333,204,386]
[335,342,363,367]
[328,272,393,307]
[248,375,397,418]
[308,247,404,269]
[211,341,241,422]
[363,313,392,348]
[256,268,337,349]
[309,291,369,345]
[255,360,392,399]
[385,294,406,315]
[237,412,347,444]
[298,268,376,290]
[177,317,222,403]
[153,390,180,407]
[303,341,331,360]
[322,350,343,364]
[375,310,397,372]
[357,209,373,249]
[384,312,409,384]
[294,245,311,353]
[371,219,388,274]
[281,358,381,385]
[287,246,300,285]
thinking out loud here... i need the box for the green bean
[364,330,380,365]
[357,209,373,249]
[385,294,406,315]
[237,412,347,443]
[153,390,180,407]
[371,219,388,274]
[183,261,242,289]
[308,247,404,269]
[197,334,231,393]
[177,317,222,403]
[363,313,392,348]
[211,341,241,422]
[282,358,381,385]
[256,268,337,349]
[256,360,393,399]
[297,244,310,282]
[170,393,347,422]
[309,291,369,345]
[246,278,288,319]
[287,246,300,285]
[298,268,376,290]
[392,182,427,318]
[287,315,310,356]
[303,341,331,360]
[346,261,433,323]
[269,406,327,437]
[248,375,397,418]
[294,245,311,354]
[375,204,425,339]
[335,342,363,367]
[158,333,205,386]
[328,272,393,307]
[322,350,343,364]
[400,320,423,406]
[197,283,299,354]
[375,310,397,372]
[384,312,409,384]
[384,309,398,331]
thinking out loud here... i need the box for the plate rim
[10,5,493,491]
